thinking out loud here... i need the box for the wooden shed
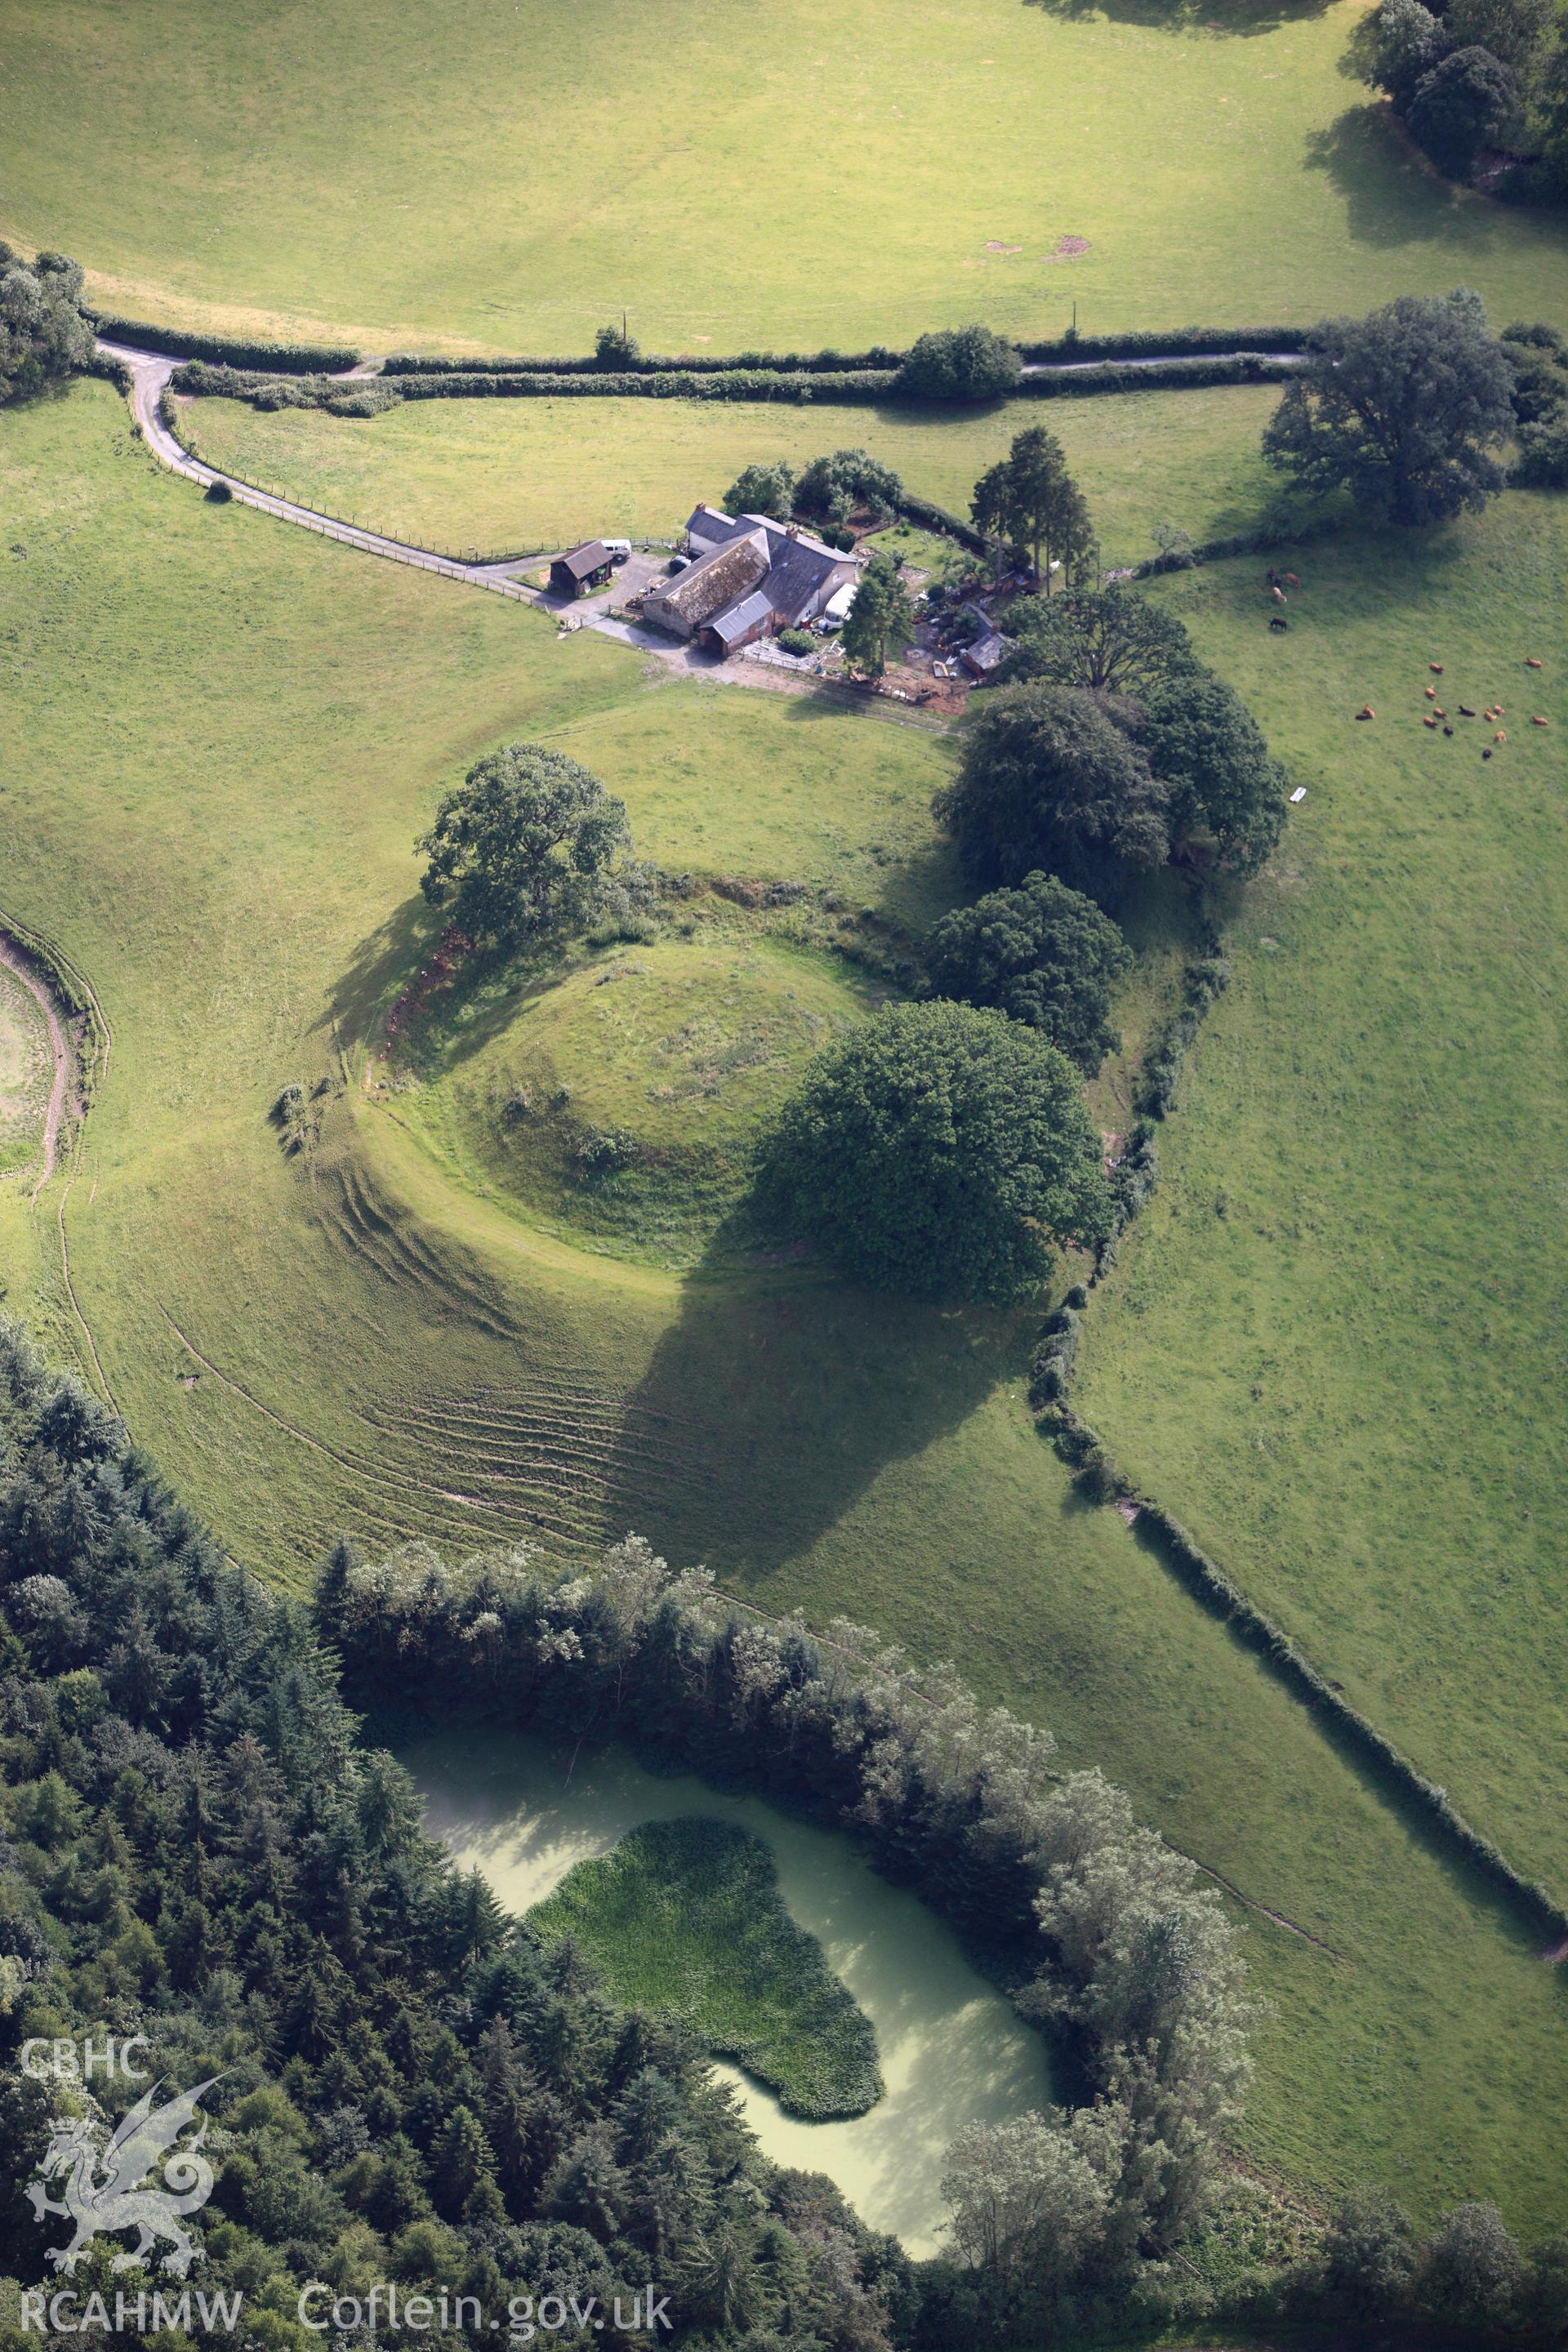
[550,541,614,598]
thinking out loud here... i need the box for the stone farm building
[640,505,860,655]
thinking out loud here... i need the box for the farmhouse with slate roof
[639,505,860,655]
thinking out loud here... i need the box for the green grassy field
[180,382,1288,570]
[395,935,881,1267]
[1076,492,1568,1900]
[3,0,1567,355]
[5,380,1568,2233]
[527,1817,884,2118]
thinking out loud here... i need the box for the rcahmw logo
[19,2035,239,2332]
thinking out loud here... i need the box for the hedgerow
[1014,324,1299,363]
[383,343,906,376]
[90,312,358,372]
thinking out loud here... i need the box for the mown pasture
[180,382,1287,571]
[2,381,1567,2229]
[2,0,1566,353]
[1076,492,1568,1898]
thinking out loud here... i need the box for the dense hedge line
[1013,354,1298,400]
[893,488,989,552]
[174,355,1296,422]
[91,311,358,372]
[173,360,902,406]
[1015,324,1300,363]
[1132,513,1345,577]
[383,343,905,376]
[83,348,133,391]
[378,326,1302,378]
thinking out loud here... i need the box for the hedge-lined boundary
[1014,354,1298,399]
[172,353,1298,418]
[383,342,906,377]
[85,349,133,392]
[172,360,902,405]
[1017,323,1299,363]
[91,312,358,372]
[1030,956,1568,1950]
[893,488,988,554]
[378,323,1302,376]
[1132,512,1346,578]
[1048,1407,1568,1944]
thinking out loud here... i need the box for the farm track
[105,335,1303,700]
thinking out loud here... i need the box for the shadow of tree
[1022,0,1336,38]
[1303,107,1481,247]
[621,1218,1033,1579]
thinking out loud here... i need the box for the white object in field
[1290,786,1307,803]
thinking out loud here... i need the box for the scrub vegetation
[526,1817,884,2121]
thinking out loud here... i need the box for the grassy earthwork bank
[179,382,1288,570]
[1075,493,1568,1899]
[0,965,52,1180]
[4,378,1568,2230]
[3,0,1568,354]
[526,1817,884,2118]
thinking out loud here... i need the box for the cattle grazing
[1269,616,1288,631]
[1430,662,1444,674]
[1272,586,1286,604]
[1459,705,1477,717]
[1526,657,1543,669]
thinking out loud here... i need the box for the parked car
[603,538,632,564]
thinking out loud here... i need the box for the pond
[401,1727,1057,2257]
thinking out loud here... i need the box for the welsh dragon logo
[27,2077,220,2278]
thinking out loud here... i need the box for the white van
[602,537,633,562]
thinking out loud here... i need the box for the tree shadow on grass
[621,1202,1034,1583]
[323,893,438,1049]
[324,897,639,1080]
[1303,107,1488,248]
[1022,0,1336,38]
